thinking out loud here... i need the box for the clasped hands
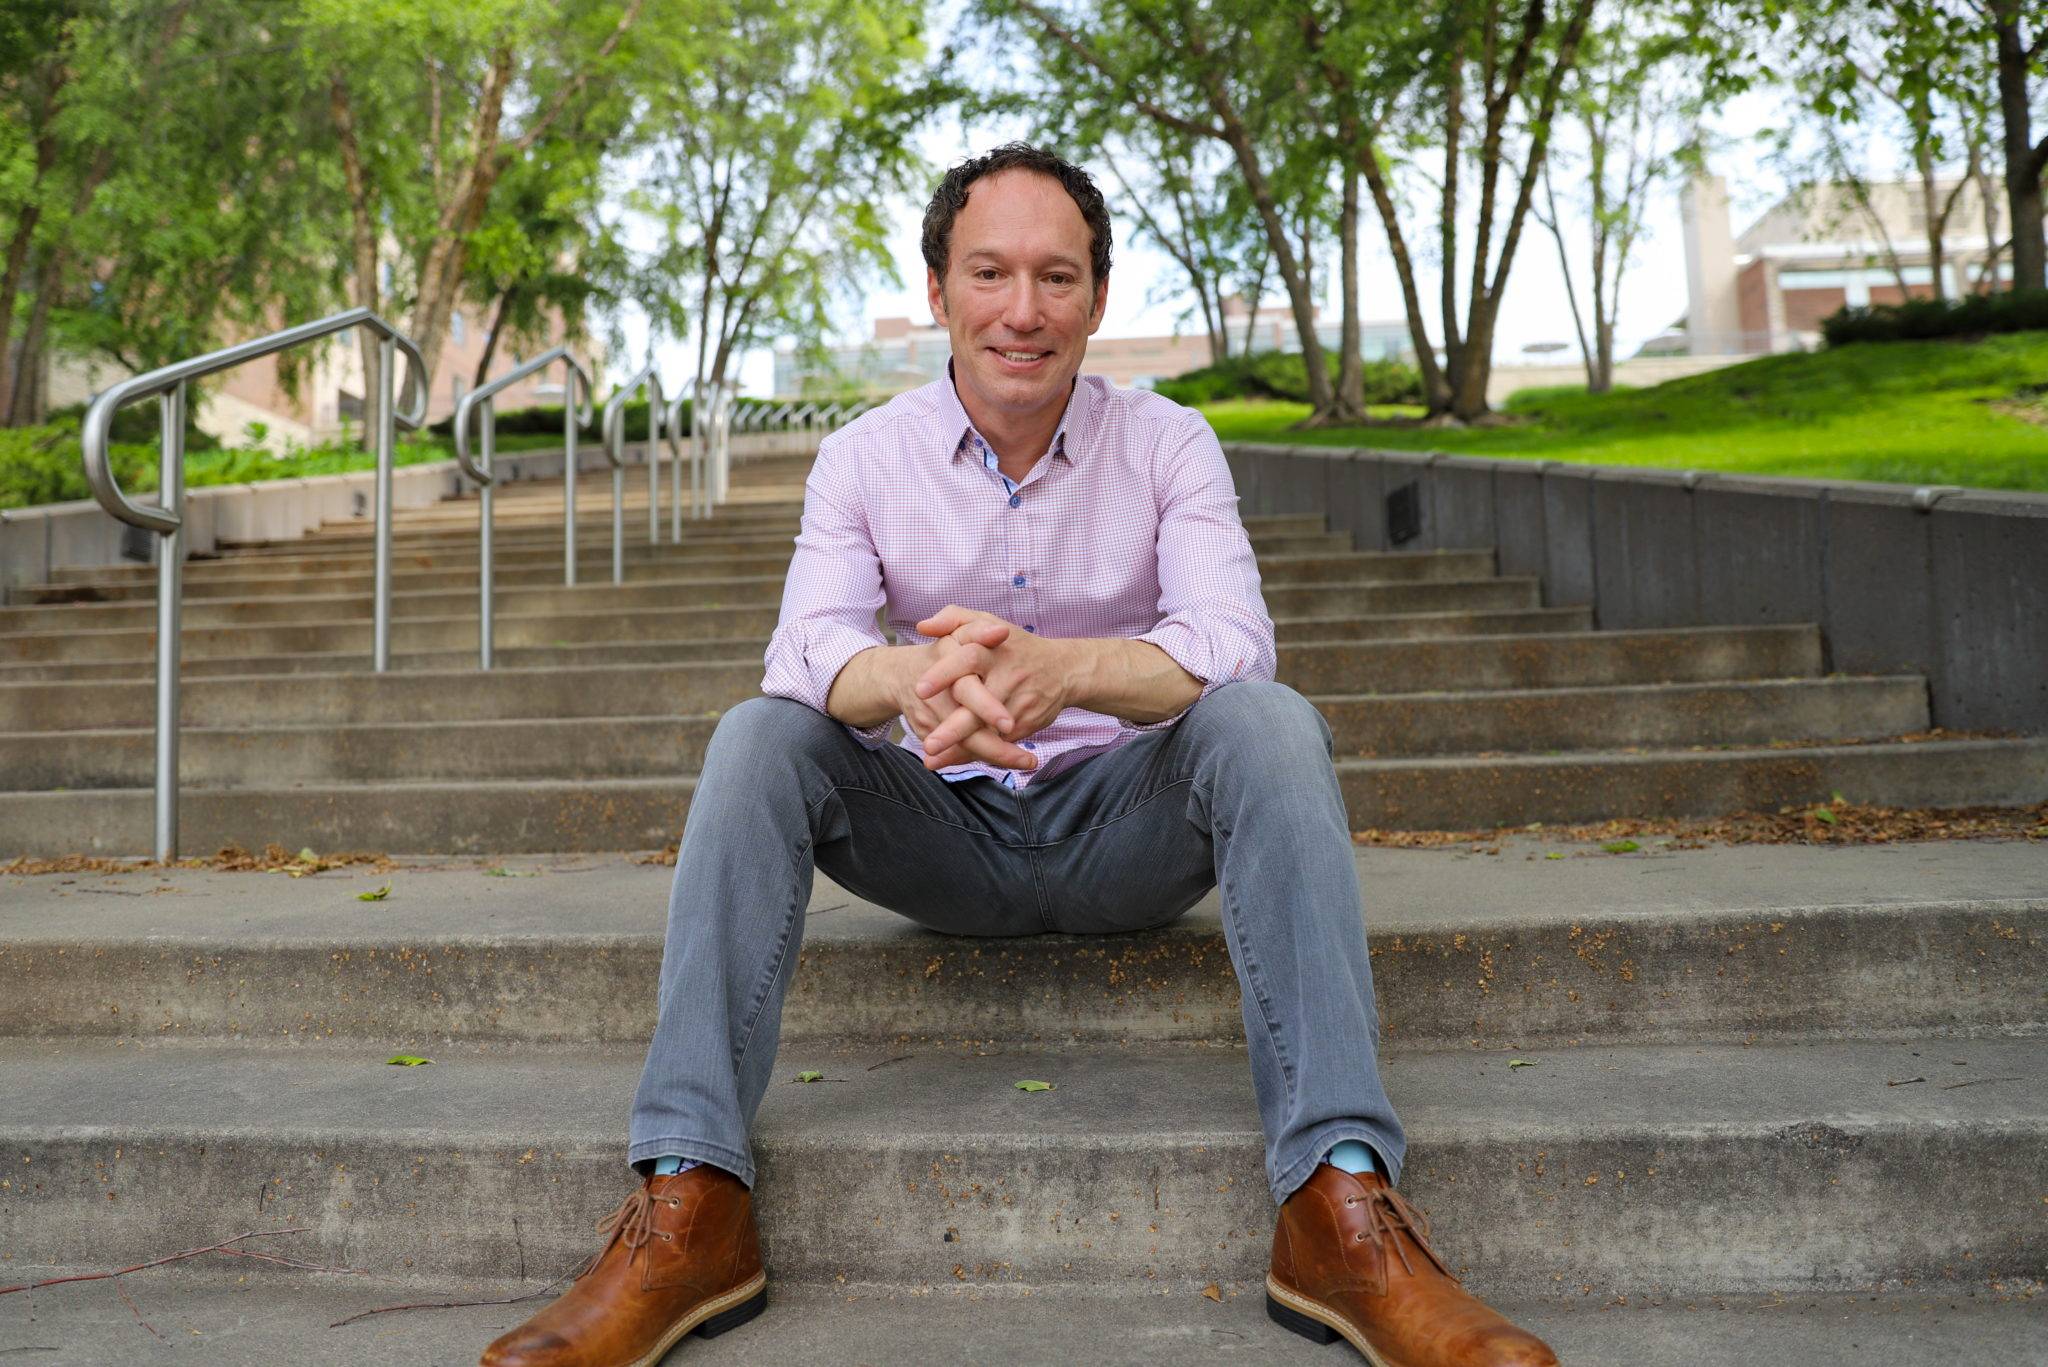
[901,604,1069,772]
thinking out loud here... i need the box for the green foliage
[1156,353,1423,408]
[0,415,455,510]
[1821,289,2048,346]
[424,395,779,442]
[631,0,934,388]
[1197,335,2048,493]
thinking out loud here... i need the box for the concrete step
[10,549,1487,607]
[39,527,1351,588]
[0,556,1510,631]
[0,606,1595,687]
[0,583,1545,665]
[6,1272,2035,1367]
[278,506,1324,550]
[4,679,1937,790]
[8,552,800,603]
[0,1034,2038,1292]
[7,737,2043,856]
[43,532,802,585]
[4,842,2038,1050]
[1337,738,2048,828]
[0,628,1815,728]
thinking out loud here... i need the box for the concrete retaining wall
[1222,443,2048,735]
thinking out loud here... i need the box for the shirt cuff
[763,619,893,749]
[1124,621,1220,733]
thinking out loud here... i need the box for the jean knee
[1191,681,1331,758]
[705,696,846,773]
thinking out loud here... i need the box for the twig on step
[0,1228,311,1297]
[328,1267,579,1329]
[114,1281,165,1342]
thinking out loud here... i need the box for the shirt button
[1022,741,1037,750]
[1012,574,1026,587]
[1007,494,1020,508]
[1024,624,1036,633]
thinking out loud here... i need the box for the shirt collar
[940,359,1095,468]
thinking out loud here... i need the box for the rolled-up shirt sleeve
[761,432,893,748]
[1129,410,1278,731]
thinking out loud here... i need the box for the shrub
[1822,287,2048,346]
[425,394,778,441]
[43,400,219,451]
[0,417,159,510]
[1154,351,1423,407]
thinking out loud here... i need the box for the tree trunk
[1994,5,2047,292]
[1191,66,1336,416]
[7,253,60,426]
[1358,144,1449,413]
[1241,246,1269,355]
[474,286,518,388]
[1334,163,1363,420]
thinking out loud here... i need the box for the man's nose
[998,277,1042,333]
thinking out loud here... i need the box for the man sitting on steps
[481,143,1557,1367]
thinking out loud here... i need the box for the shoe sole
[626,1270,769,1367]
[1266,1275,1397,1367]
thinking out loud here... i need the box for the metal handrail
[662,379,723,526]
[80,307,427,861]
[601,363,673,568]
[452,346,593,668]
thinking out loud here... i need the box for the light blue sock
[651,1155,702,1176]
[1325,1139,1383,1181]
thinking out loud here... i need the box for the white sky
[619,86,1798,397]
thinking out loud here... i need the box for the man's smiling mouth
[993,348,1050,362]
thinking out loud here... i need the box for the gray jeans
[628,680,1405,1206]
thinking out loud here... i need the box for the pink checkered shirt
[760,368,1277,790]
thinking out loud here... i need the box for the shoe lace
[577,1184,661,1279]
[1353,1186,1454,1281]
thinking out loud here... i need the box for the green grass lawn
[1200,334,2048,492]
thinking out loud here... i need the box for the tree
[306,0,645,419]
[1979,0,2048,290]
[462,112,628,389]
[989,0,1356,419]
[1764,0,1996,302]
[994,0,1604,422]
[1535,9,1698,390]
[0,0,203,423]
[628,0,932,395]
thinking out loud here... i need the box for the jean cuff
[626,1135,757,1189]
[1270,1118,1405,1206]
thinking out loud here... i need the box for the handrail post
[690,379,705,522]
[564,388,579,587]
[613,384,629,583]
[679,387,696,541]
[372,333,396,672]
[647,393,661,545]
[479,396,495,669]
[153,382,186,863]
[714,384,732,507]
[603,365,664,578]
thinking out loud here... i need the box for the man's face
[927,167,1108,429]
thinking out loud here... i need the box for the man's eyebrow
[959,248,1089,272]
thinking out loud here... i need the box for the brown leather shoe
[1267,1164,1555,1367]
[480,1165,767,1367]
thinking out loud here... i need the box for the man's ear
[927,265,948,327]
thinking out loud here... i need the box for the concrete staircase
[2,461,2043,1363]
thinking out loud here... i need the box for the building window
[451,311,466,346]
